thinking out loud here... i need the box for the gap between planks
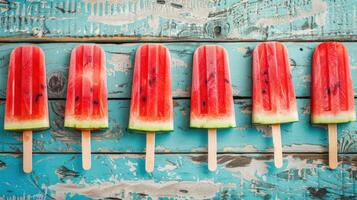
[0,152,356,155]
[1,37,357,43]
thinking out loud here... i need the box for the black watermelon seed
[75,96,80,102]
[141,96,146,102]
[149,77,156,86]
[202,100,206,107]
[35,93,43,102]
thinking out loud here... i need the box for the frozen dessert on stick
[64,44,108,170]
[5,46,50,173]
[311,42,356,169]
[252,42,299,168]
[190,45,236,171]
[129,44,173,172]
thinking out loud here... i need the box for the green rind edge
[4,121,50,131]
[129,120,174,132]
[311,112,357,124]
[64,119,109,129]
[190,117,236,129]
[252,113,299,124]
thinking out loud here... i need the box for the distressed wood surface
[0,0,356,41]
[0,41,356,199]
[1,1,357,197]
[1,42,357,99]
[0,153,356,199]
[1,99,357,153]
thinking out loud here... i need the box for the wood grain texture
[0,0,356,41]
[0,99,357,153]
[0,153,355,199]
[0,42,357,99]
[1,0,357,198]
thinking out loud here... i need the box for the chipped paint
[191,147,208,152]
[254,125,272,137]
[155,145,171,152]
[55,166,80,180]
[107,53,131,76]
[171,57,189,68]
[157,163,177,171]
[223,145,258,152]
[283,144,325,152]
[126,160,138,175]
[285,155,324,171]
[173,88,189,97]
[49,180,233,199]
[87,0,212,26]
[190,154,269,181]
[257,0,327,26]
[0,0,356,40]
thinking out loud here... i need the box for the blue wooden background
[0,0,356,199]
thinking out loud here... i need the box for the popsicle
[311,42,356,169]
[190,45,236,171]
[129,44,173,172]
[64,44,108,170]
[252,42,299,168]
[4,46,49,173]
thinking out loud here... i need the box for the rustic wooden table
[0,0,356,199]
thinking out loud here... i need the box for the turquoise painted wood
[0,0,356,40]
[1,99,357,153]
[0,0,357,199]
[0,154,356,199]
[1,42,357,98]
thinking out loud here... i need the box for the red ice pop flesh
[252,42,298,124]
[129,44,173,132]
[64,44,108,129]
[190,45,236,128]
[4,46,49,130]
[311,42,356,124]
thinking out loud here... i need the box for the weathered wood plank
[0,0,356,41]
[1,99,357,153]
[0,153,355,199]
[0,42,357,98]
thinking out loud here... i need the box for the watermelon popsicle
[129,44,173,172]
[4,46,50,173]
[190,45,236,171]
[252,42,299,168]
[311,42,356,169]
[64,44,108,170]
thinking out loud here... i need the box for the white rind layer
[312,111,356,124]
[129,118,173,132]
[64,117,108,129]
[253,112,299,124]
[4,119,49,131]
[190,115,236,128]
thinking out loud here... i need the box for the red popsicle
[5,46,49,173]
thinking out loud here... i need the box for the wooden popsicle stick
[208,128,217,171]
[23,130,32,173]
[328,124,338,169]
[272,124,283,168]
[146,132,155,173]
[82,130,91,170]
